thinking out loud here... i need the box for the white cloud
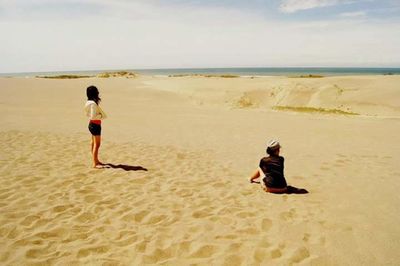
[0,1,399,72]
[279,0,352,13]
[339,10,367,17]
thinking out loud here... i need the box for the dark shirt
[259,155,287,188]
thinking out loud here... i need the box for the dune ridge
[140,75,400,117]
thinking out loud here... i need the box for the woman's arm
[88,103,106,120]
[89,103,97,119]
[98,105,107,119]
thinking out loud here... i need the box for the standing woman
[85,86,107,168]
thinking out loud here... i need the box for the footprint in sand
[261,218,273,231]
[144,214,168,225]
[20,215,41,227]
[215,234,238,240]
[34,228,67,240]
[176,188,193,198]
[216,216,234,225]
[334,158,348,167]
[25,247,54,259]
[142,246,174,264]
[257,238,271,249]
[12,238,33,247]
[280,208,296,221]
[254,248,267,263]
[320,166,330,171]
[222,254,242,266]
[84,194,102,203]
[75,212,98,223]
[52,204,73,213]
[31,218,52,228]
[189,245,217,258]
[302,233,310,242]
[0,192,14,201]
[120,212,136,222]
[236,227,259,235]
[361,155,374,159]
[128,177,149,185]
[133,210,150,222]
[77,245,110,258]
[177,241,191,254]
[226,242,242,253]
[192,208,213,219]
[240,190,253,196]
[236,211,257,219]
[134,240,148,253]
[289,246,310,263]
[270,248,282,259]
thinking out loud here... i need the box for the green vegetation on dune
[289,74,325,78]
[36,71,138,79]
[97,71,137,78]
[237,96,256,108]
[169,74,239,78]
[214,74,239,78]
[37,75,93,79]
[273,106,359,115]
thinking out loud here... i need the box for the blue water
[1,67,400,77]
[135,67,400,76]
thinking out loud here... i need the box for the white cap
[268,140,280,150]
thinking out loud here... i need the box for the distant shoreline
[1,67,400,78]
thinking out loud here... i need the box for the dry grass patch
[273,106,358,115]
[289,74,324,78]
[97,71,137,78]
[37,75,93,79]
[169,74,239,78]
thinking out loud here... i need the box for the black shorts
[88,122,101,136]
[262,176,287,189]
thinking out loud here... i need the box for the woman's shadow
[102,163,148,172]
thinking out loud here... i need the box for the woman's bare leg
[91,135,94,155]
[92,135,102,167]
[249,168,262,183]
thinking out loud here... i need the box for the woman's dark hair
[86,86,101,104]
[266,147,279,156]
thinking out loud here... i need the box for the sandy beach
[1,74,400,265]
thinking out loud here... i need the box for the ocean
[1,67,400,77]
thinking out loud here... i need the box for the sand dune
[141,75,400,116]
[1,75,400,265]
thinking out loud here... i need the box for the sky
[0,0,400,73]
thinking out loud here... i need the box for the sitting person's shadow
[102,163,148,172]
[251,181,308,194]
[286,185,309,194]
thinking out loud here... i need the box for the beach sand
[1,75,400,265]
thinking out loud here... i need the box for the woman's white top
[85,100,107,120]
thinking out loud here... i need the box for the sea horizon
[1,67,400,77]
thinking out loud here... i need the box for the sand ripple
[0,130,333,265]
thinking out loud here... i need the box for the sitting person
[249,140,308,194]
